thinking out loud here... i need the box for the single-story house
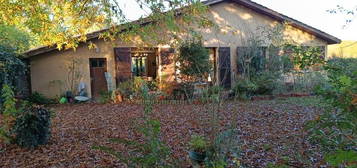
[24,0,341,98]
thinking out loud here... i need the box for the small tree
[177,40,211,82]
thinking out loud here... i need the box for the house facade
[25,0,340,98]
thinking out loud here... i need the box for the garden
[1,35,356,167]
[0,1,356,167]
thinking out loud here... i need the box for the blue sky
[119,0,357,41]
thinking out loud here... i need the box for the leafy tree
[0,24,32,53]
[0,0,210,49]
[0,45,26,92]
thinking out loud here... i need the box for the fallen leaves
[0,97,324,167]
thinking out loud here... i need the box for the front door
[90,58,108,97]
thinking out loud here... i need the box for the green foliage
[327,58,357,77]
[324,150,357,167]
[178,40,211,81]
[232,79,258,99]
[252,72,278,95]
[116,80,135,98]
[94,84,175,167]
[98,91,112,104]
[12,106,51,148]
[306,59,357,167]
[27,92,53,105]
[284,44,325,70]
[0,0,209,49]
[1,84,17,116]
[0,45,26,97]
[0,84,17,143]
[0,24,31,53]
[201,85,223,102]
[189,135,208,153]
[116,77,147,100]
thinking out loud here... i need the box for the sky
[119,0,357,41]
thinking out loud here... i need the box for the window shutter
[160,48,176,82]
[236,47,245,74]
[218,47,231,88]
[114,47,132,84]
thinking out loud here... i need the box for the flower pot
[189,151,206,163]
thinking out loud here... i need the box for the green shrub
[116,80,134,98]
[12,106,51,148]
[252,72,278,95]
[189,135,208,153]
[232,79,258,99]
[116,77,147,100]
[27,92,53,105]
[177,40,211,81]
[0,84,17,143]
[306,60,357,167]
[327,58,357,78]
[201,85,223,103]
[98,91,112,104]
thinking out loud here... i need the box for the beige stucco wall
[30,1,328,98]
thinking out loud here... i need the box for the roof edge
[24,0,341,57]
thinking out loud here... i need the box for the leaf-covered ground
[0,97,325,168]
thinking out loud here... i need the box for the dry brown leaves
[0,98,324,168]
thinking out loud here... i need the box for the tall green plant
[0,84,17,143]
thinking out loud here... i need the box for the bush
[327,58,357,78]
[252,72,278,95]
[232,79,258,99]
[0,84,17,143]
[98,90,112,104]
[189,135,208,153]
[116,77,147,100]
[306,60,357,167]
[177,40,211,81]
[27,92,53,105]
[201,85,223,102]
[12,106,51,148]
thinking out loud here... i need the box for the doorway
[89,58,108,97]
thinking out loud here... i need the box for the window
[237,47,267,74]
[90,58,106,68]
[207,47,217,83]
[131,52,148,77]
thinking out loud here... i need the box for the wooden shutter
[114,47,132,84]
[218,47,231,88]
[236,47,245,74]
[160,48,175,82]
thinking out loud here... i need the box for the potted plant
[188,135,208,163]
